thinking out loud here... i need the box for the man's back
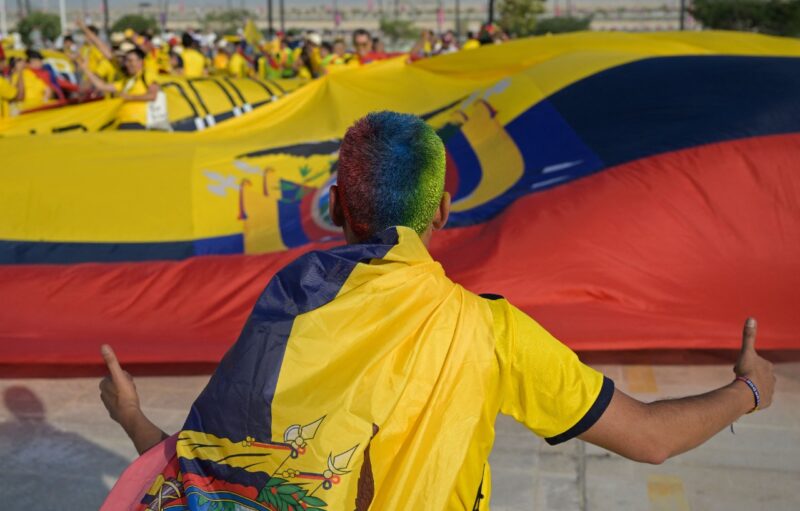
[141,227,608,510]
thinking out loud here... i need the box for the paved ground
[1,361,798,510]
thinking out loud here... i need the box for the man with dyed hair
[335,111,447,241]
[100,112,774,510]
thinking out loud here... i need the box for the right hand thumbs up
[734,318,775,410]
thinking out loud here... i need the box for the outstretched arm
[76,18,114,62]
[580,318,775,464]
[100,344,168,455]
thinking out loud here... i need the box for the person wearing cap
[77,47,161,129]
[137,35,161,76]
[150,37,172,74]
[292,33,322,79]
[180,32,207,79]
[0,52,25,117]
[212,40,230,76]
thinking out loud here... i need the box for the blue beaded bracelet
[736,376,760,413]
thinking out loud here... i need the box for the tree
[379,18,419,44]
[532,16,592,35]
[691,0,800,37]
[201,9,255,36]
[111,14,160,35]
[17,11,61,46]
[497,0,545,37]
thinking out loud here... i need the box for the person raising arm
[76,17,115,63]
[77,48,161,130]
[77,48,158,102]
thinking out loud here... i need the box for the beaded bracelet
[735,376,761,414]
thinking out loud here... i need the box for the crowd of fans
[0,20,510,126]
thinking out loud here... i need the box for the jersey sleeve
[490,299,614,445]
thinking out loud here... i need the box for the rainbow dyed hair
[337,111,446,240]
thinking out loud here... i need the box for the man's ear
[432,191,451,230]
[329,185,346,227]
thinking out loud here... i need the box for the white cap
[306,33,322,46]
[118,41,136,53]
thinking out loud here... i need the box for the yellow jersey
[182,48,206,78]
[83,45,118,82]
[463,39,481,50]
[227,52,250,78]
[114,71,158,126]
[15,68,51,111]
[212,53,230,75]
[133,226,611,510]
[144,52,160,76]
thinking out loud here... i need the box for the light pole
[487,0,494,24]
[333,0,341,33]
[102,0,110,37]
[679,0,686,30]
[0,0,7,37]
[58,0,66,35]
[161,0,169,32]
[279,0,284,33]
[267,0,273,36]
[455,0,461,40]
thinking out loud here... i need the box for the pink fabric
[100,434,178,511]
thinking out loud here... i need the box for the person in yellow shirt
[180,33,207,79]
[212,40,230,75]
[77,21,120,83]
[78,47,160,129]
[15,51,53,111]
[99,111,777,510]
[291,33,322,79]
[228,42,251,78]
[139,36,162,76]
[462,31,481,50]
[0,58,25,117]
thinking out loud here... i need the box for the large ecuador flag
[1,32,799,372]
